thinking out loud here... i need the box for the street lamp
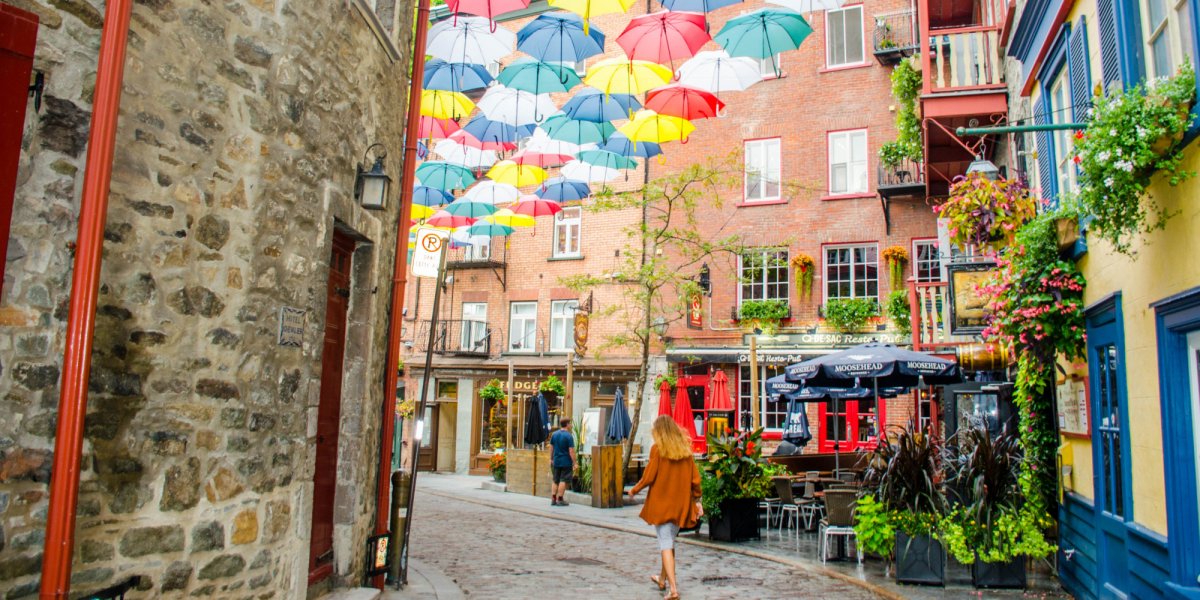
[355,143,391,210]
[651,316,668,339]
[966,155,1000,180]
[698,263,711,296]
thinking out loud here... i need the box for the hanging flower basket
[882,245,909,289]
[936,173,1037,253]
[1054,216,1079,252]
[791,253,815,300]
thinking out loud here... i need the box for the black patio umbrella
[781,394,812,447]
[606,386,632,442]
[524,394,548,446]
[783,342,961,388]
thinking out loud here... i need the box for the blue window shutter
[1069,18,1092,121]
[1096,0,1121,92]
[1033,98,1056,202]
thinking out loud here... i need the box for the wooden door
[0,6,38,297]
[308,231,355,585]
[416,403,438,471]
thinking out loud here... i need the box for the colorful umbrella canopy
[420,89,475,120]
[617,11,711,67]
[561,89,642,122]
[444,199,499,218]
[618,109,696,143]
[714,9,813,61]
[548,0,637,24]
[423,59,494,93]
[483,208,537,227]
[411,204,437,220]
[577,148,638,170]
[417,115,462,139]
[583,58,673,95]
[536,177,591,201]
[511,149,574,167]
[765,0,844,13]
[676,50,764,92]
[708,370,734,412]
[657,380,674,417]
[427,16,516,64]
[524,127,595,156]
[541,114,616,145]
[450,228,492,248]
[449,128,516,152]
[516,11,607,62]
[659,0,743,11]
[601,132,663,158]
[644,84,725,120]
[498,58,582,95]
[462,115,524,145]
[415,161,477,190]
[413,185,455,207]
[671,385,697,439]
[477,85,558,126]
[446,0,531,21]
[433,139,498,169]
[561,159,622,183]
[426,209,478,228]
[467,222,516,237]
[511,195,565,217]
[486,160,549,187]
[464,180,522,204]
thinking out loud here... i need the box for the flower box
[708,497,762,542]
[971,557,1027,589]
[895,531,945,585]
[1055,216,1079,252]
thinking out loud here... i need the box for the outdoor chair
[798,480,823,529]
[836,470,857,484]
[817,489,862,564]
[772,478,804,533]
[759,483,782,528]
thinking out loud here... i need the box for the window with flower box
[824,243,879,300]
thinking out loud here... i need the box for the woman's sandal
[663,592,680,600]
[650,575,666,591]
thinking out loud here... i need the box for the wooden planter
[708,498,762,542]
[971,557,1027,589]
[895,532,945,585]
[1056,216,1079,252]
[505,448,550,498]
[591,445,624,508]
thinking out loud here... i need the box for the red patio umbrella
[707,369,734,411]
[511,195,564,217]
[447,0,531,22]
[450,128,516,152]
[644,84,726,120]
[672,385,697,439]
[617,10,711,68]
[418,115,461,139]
[657,380,674,418]
[511,149,574,167]
[425,210,476,228]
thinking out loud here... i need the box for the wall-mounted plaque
[278,307,305,347]
[1056,375,1091,438]
[947,262,997,335]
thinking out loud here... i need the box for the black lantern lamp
[698,263,711,296]
[966,155,1001,181]
[355,143,391,210]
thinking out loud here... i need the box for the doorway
[417,403,439,471]
[308,230,356,585]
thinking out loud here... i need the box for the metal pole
[565,350,575,421]
[506,361,514,451]
[399,246,447,586]
[749,336,760,430]
[40,2,133,597]
[956,122,1085,137]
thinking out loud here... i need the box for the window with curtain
[828,129,868,194]
[744,138,782,201]
[461,302,488,352]
[1049,73,1079,196]
[825,244,879,300]
[549,300,577,352]
[739,249,790,304]
[508,302,536,352]
[826,6,865,67]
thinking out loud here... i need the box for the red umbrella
[511,149,574,167]
[657,380,674,418]
[617,11,711,68]
[450,129,516,152]
[672,385,697,439]
[425,210,476,228]
[447,0,530,22]
[511,195,564,217]
[707,369,734,411]
[418,115,461,139]
[644,84,725,120]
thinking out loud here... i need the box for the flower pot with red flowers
[936,174,1038,254]
[699,428,785,542]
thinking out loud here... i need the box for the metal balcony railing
[877,156,926,197]
[413,319,493,356]
[873,10,919,64]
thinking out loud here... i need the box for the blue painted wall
[1058,492,1172,599]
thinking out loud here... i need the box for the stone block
[0,448,52,483]
[196,215,230,250]
[192,521,224,552]
[262,500,291,543]
[12,363,59,391]
[198,554,246,580]
[161,458,201,513]
[199,379,240,400]
[205,466,244,503]
[80,539,114,563]
[0,553,41,581]
[232,509,258,545]
[167,287,226,318]
[162,561,193,592]
[119,525,184,557]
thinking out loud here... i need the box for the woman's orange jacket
[630,445,702,527]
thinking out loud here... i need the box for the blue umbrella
[462,115,523,146]
[424,58,494,92]
[606,387,633,442]
[601,132,663,158]
[536,177,591,202]
[562,89,642,122]
[517,12,606,63]
[578,149,638,170]
[659,0,743,11]
[414,161,476,191]
[541,114,615,145]
[413,185,454,206]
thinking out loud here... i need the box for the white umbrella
[451,227,493,247]
[524,128,597,157]
[477,85,558,126]
[433,139,498,169]
[561,159,622,183]
[765,0,844,12]
[676,50,764,93]
[463,180,521,204]
[427,16,516,64]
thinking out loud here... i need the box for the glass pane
[1149,0,1167,28]
[1178,2,1195,64]
[1187,332,1200,519]
[845,8,864,63]
[830,134,848,162]
[1152,33,1172,78]
[831,164,847,193]
[825,413,848,443]
[828,11,846,64]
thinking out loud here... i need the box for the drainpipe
[39,0,134,598]
[376,0,431,588]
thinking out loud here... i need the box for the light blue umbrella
[561,88,642,122]
[536,177,591,202]
[517,12,606,63]
[413,185,454,206]
[467,222,515,237]
[601,133,663,158]
[498,58,582,95]
[443,199,498,218]
[541,114,615,145]
[578,149,638,170]
[462,115,523,146]
[424,58,494,92]
[414,161,476,191]
[714,9,814,62]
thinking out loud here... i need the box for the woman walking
[628,415,702,600]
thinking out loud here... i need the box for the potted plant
[538,374,566,404]
[791,253,815,300]
[885,290,912,336]
[480,379,505,404]
[488,451,506,482]
[823,298,880,333]
[878,59,924,177]
[737,299,789,334]
[940,426,1055,588]
[699,428,781,542]
[654,372,678,391]
[861,426,947,585]
[936,173,1038,253]
[881,245,909,289]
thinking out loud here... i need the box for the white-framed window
[739,365,788,431]
[758,54,783,76]
[1049,74,1078,195]
[739,249,790,304]
[461,302,488,352]
[553,206,582,257]
[549,300,578,352]
[913,240,942,283]
[828,129,868,194]
[825,243,879,300]
[464,238,491,261]
[1142,0,1195,79]
[486,61,502,77]
[826,6,865,67]
[508,302,537,352]
[744,138,782,202]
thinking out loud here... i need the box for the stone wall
[0,0,413,597]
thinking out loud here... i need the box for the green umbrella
[497,58,582,95]
[714,9,813,71]
[577,149,638,170]
[542,114,616,145]
[415,161,477,191]
[467,222,515,237]
[443,199,498,218]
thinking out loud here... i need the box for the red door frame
[817,397,887,452]
[0,5,38,299]
[677,371,709,453]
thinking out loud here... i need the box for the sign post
[398,227,449,586]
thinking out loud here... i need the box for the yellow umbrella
[486,161,548,187]
[411,204,436,219]
[583,58,673,96]
[548,0,636,22]
[420,89,475,120]
[484,208,537,228]
[618,109,696,144]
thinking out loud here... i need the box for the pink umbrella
[511,195,564,217]
[450,129,516,152]
[425,210,477,228]
[447,0,531,22]
[418,115,461,139]
[617,11,711,68]
[657,380,674,418]
[707,369,734,411]
[672,385,696,439]
[645,84,725,120]
[511,149,574,168]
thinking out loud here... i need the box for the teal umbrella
[415,161,477,190]
[541,114,615,145]
[467,222,515,237]
[443,199,498,218]
[497,58,582,95]
[577,149,638,170]
[714,9,812,73]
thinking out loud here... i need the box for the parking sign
[411,227,449,279]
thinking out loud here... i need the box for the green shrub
[539,374,566,396]
[823,298,879,332]
[885,290,912,336]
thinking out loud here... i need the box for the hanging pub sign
[687,293,703,329]
[573,311,589,356]
[947,262,997,335]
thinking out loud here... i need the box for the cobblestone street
[407,484,884,599]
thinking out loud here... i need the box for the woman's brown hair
[651,415,692,460]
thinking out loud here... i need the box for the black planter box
[971,557,1027,589]
[708,498,761,542]
[895,532,945,585]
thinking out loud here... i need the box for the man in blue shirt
[549,418,576,506]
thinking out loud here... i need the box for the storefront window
[738,364,787,430]
[818,398,882,451]
[478,390,508,454]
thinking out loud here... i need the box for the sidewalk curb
[420,488,905,600]
[407,557,465,600]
